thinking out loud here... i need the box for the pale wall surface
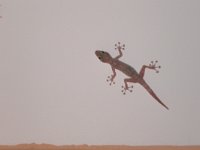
[0,0,200,145]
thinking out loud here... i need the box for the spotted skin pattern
[95,42,169,110]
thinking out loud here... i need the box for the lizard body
[95,42,169,110]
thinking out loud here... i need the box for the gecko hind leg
[139,60,161,78]
[121,78,134,95]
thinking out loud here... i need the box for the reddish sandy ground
[0,144,200,150]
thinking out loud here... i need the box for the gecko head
[95,50,112,63]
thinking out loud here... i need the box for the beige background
[0,0,200,146]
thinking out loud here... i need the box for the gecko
[95,42,169,110]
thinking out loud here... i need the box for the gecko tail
[140,79,169,110]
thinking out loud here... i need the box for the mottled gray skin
[95,50,140,83]
[95,43,169,110]
[110,58,139,78]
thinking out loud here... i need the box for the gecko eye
[101,51,105,54]
[98,56,102,60]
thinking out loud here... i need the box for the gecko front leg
[114,42,125,59]
[106,67,116,85]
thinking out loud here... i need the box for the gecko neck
[107,57,116,65]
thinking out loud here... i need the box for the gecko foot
[115,42,125,51]
[106,76,115,85]
[121,85,133,95]
[149,60,161,73]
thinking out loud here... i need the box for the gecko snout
[95,50,98,55]
[95,50,102,60]
[95,50,102,57]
